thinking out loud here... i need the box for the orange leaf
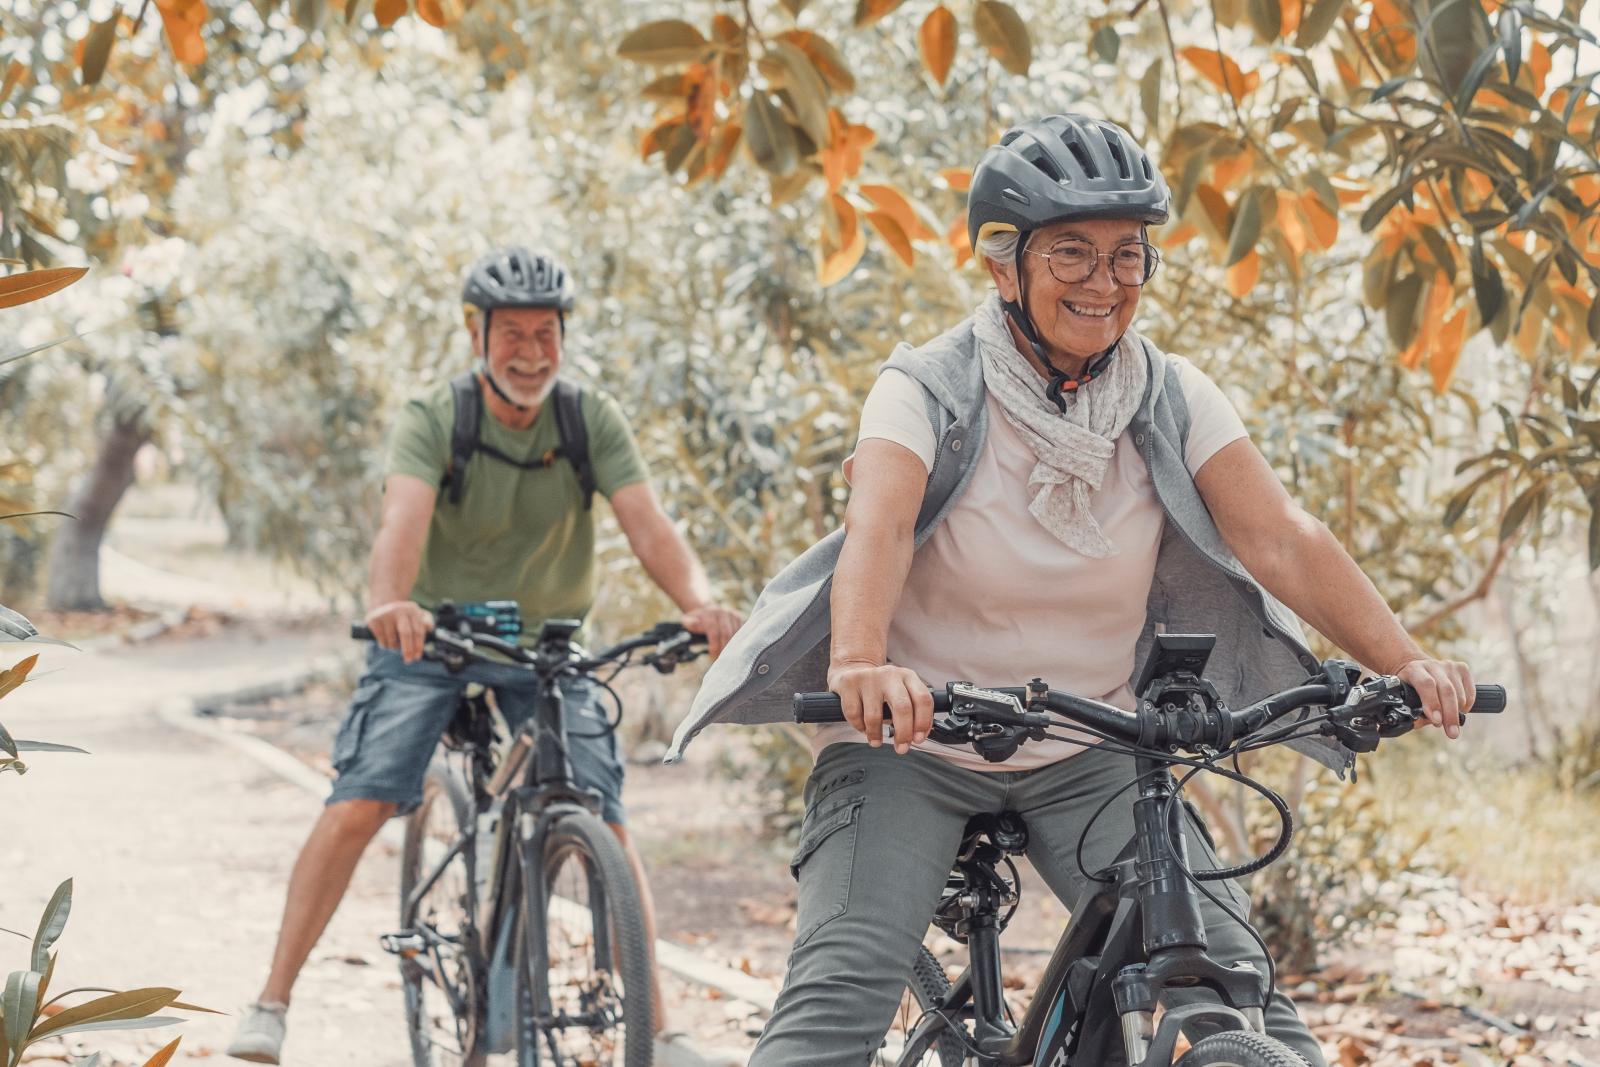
[940,167,972,192]
[1335,53,1360,90]
[820,108,875,191]
[640,116,685,159]
[1527,39,1550,97]
[706,122,742,178]
[859,183,936,240]
[1158,221,1200,247]
[1179,47,1259,102]
[827,193,860,251]
[684,64,717,138]
[712,13,741,44]
[820,227,866,285]
[1397,273,1449,370]
[1276,191,1309,257]
[867,210,915,267]
[154,0,207,64]
[1226,250,1260,297]
[1330,175,1368,205]
[1211,146,1255,190]
[919,6,957,87]
[373,0,406,26]
[947,212,974,267]
[140,1038,183,1067]
[1366,0,1416,72]
[1428,307,1468,392]
[1299,191,1338,250]
[416,0,446,26]
[1193,183,1233,247]
[1280,0,1302,38]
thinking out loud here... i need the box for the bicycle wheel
[517,809,653,1067]
[1176,1030,1310,1067]
[400,767,487,1067]
[876,946,969,1067]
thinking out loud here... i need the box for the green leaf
[1140,59,1163,134]
[1247,0,1281,41]
[781,0,812,15]
[1588,295,1600,343]
[29,988,180,1040]
[1225,186,1267,267]
[1418,224,1458,280]
[743,92,798,177]
[1452,38,1501,115]
[0,332,82,369]
[4,969,42,1058]
[1443,467,1504,528]
[973,1,1032,76]
[1175,153,1205,218]
[1296,0,1346,48]
[1494,402,1521,451]
[1589,505,1600,572]
[1498,4,1522,85]
[1386,273,1426,350]
[1306,171,1339,214]
[1499,481,1545,542]
[768,41,831,149]
[32,1015,184,1041]
[1471,243,1506,325]
[12,740,90,754]
[79,17,117,87]
[32,880,71,975]
[1371,75,1421,102]
[1092,25,1120,62]
[1361,172,1435,232]
[852,0,909,26]
[616,20,709,66]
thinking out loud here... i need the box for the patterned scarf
[972,294,1148,557]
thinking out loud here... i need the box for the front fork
[1114,759,1267,1065]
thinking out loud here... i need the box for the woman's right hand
[365,600,435,663]
[828,659,934,756]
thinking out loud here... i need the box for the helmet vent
[1065,140,1095,178]
[1104,136,1131,180]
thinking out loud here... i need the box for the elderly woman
[668,114,1475,1065]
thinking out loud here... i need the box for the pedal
[380,930,426,958]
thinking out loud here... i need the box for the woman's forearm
[1264,517,1426,675]
[830,524,916,669]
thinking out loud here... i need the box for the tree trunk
[45,411,150,611]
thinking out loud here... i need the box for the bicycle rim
[400,770,486,1067]
[523,810,653,1067]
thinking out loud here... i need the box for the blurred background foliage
[1,0,1598,972]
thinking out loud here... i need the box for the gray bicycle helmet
[966,114,1170,250]
[462,246,575,318]
[966,115,1170,411]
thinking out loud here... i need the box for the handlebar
[350,620,708,676]
[793,673,1505,761]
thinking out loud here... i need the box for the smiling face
[988,217,1145,371]
[472,306,562,409]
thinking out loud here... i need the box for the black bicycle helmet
[966,114,1170,250]
[966,115,1170,411]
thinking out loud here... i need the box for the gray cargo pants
[748,742,1326,1066]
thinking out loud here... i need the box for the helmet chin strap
[1004,234,1119,414]
[477,359,530,412]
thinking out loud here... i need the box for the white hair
[976,229,1021,272]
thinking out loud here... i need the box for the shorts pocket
[331,681,383,774]
[789,795,865,947]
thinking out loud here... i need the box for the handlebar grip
[1471,685,1506,713]
[351,623,374,641]
[793,692,846,724]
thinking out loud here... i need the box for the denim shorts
[326,645,627,823]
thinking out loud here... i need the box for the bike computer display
[1132,633,1216,696]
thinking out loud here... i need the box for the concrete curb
[154,655,775,1062]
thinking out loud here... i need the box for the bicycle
[792,633,1507,1067]
[352,602,707,1067]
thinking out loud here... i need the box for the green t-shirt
[385,376,649,638]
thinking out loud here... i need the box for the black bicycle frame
[909,756,1269,1067]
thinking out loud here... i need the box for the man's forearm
[633,522,716,612]
[1264,521,1426,675]
[830,525,915,667]
[367,525,425,608]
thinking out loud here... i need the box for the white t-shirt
[815,356,1249,771]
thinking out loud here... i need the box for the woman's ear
[985,256,1020,303]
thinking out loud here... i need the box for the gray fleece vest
[667,318,1353,775]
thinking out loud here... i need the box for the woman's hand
[828,659,934,756]
[1396,656,1476,740]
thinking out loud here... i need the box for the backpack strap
[552,380,596,510]
[441,370,483,506]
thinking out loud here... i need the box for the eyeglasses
[1024,240,1161,287]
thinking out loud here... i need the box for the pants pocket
[789,795,865,947]
[331,681,383,774]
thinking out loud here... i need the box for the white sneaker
[226,1001,288,1064]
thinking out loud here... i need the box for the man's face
[474,307,562,408]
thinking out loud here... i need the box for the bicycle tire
[517,809,653,1067]
[400,767,488,1067]
[1175,1030,1310,1067]
[878,946,969,1067]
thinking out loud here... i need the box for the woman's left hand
[1395,656,1476,740]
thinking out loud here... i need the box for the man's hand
[1396,656,1476,740]
[827,659,934,756]
[682,603,742,658]
[365,600,435,664]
